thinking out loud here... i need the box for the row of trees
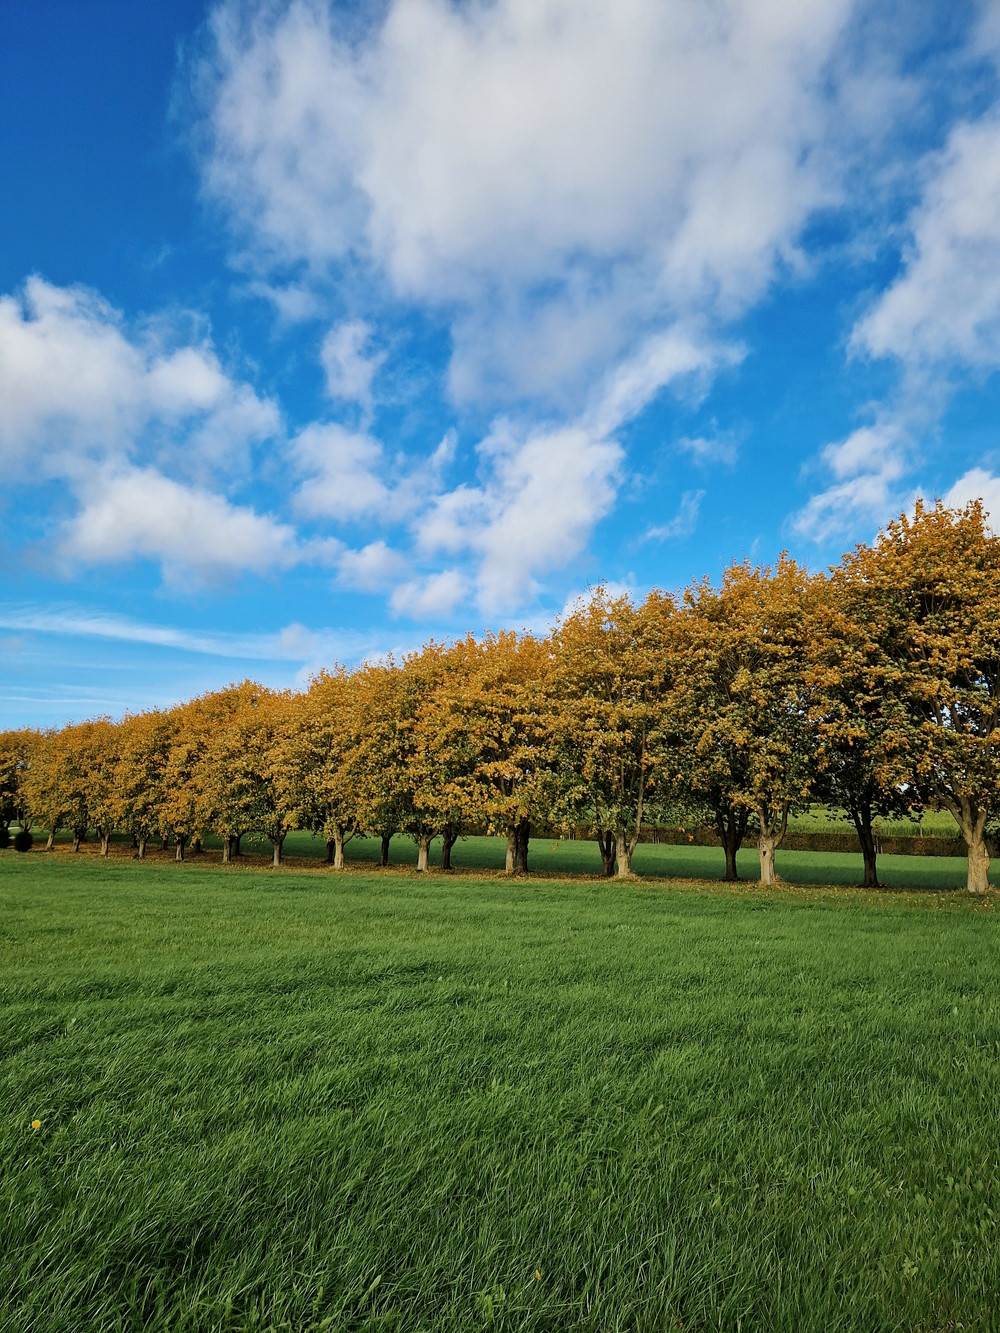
[2,501,999,892]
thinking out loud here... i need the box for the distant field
[3,857,1000,1332]
[24,827,994,891]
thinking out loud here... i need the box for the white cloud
[790,420,909,542]
[336,539,407,591]
[944,467,1000,524]
[0,276,279,476]
[319,319,385,412]
[677,434,739,467]
[60,467,301,582]
[196,0,882,407]
[390,568,468,619]
[643,489,704,542]
[290,421,393,520]
[853,110,1000,370]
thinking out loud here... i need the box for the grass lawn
[36,828,996,892]
[3,855,1000,1332]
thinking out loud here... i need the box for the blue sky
[3,0,1000,727]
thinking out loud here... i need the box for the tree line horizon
[2,499,998,893]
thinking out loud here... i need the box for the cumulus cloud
[790,420,910,542]
[0,277,279,477]
[389,568,468,619]
[195,0,887,407]
[336,539,407,591]
[290,421,394,521]
[319,319,385,413]
[60,467,301,582]
[852,110,1000,371]
[944,467,1000,524]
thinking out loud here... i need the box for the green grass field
[28,827,995,892]
[3,853,1000,1332]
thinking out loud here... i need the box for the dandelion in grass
[534,1270,542,1281]
[30,1119,41,1131]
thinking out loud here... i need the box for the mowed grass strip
[2,857,999,1332]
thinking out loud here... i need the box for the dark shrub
[0,825,9,849]
[13,828,33,853]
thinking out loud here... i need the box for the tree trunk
[46,828,56,851]
[715,805,748,881]
[191,836,202,856]
[597,829,617,877]
[379,832,392,867]
[505,825,517,874]
[271,833,284,867]
[325,838,335,864]
[136,838,146,861]
[966,831,991,895]
[416,833,432,873]
[222,835,232,864]
[234,833,242,857]
[100,831,111,857]
[441,825,457,871]
[160,835,169,852]
[332,829,345,870]
[175,835,187,862]
[72,830,82,853]
[758,832,778,886]
[513,818,530,875]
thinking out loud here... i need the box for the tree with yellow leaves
[416,632,553,873]
[550,589,676,876]
[273,669,361,869]
[0,728,36,836]
[839,500,1000,894]
[670,558,824,885]
[111,709,171,858]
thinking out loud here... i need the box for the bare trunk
[849,799,879,888]
[416,833,432,873]
[441,824,457,871]
[597,829,616,877]
[756,805,788,887]
[191,836,202,856]
[967,836,990,895]
[136,838,146,861]
[325,838,335,864]
[505,825,517,874]
[513,818,530,875]
[379,832,392,867]
[100,831,111,857]
[332,829,345,871]
[175,835,187,862]
[72,830,82,853]
[953,802,991,895]
[222,835,232,864]
[615,834,637,879]
[45,829,56,851]
[715,805,747,882]
[234,833,242,857]
[160,835,169,852]
[758,832,778,886]
[271,833,284,867]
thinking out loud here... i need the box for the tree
[839,500,1000,894]
[809,571,919,887]
[19,729,69,849]
[274,670,361,869]
[112,710,171,859]
[0,729,36,835]
[550,589,676,877]
[416,633,553,874]
[670,558,823,885]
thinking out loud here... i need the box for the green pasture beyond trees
[23,825,994,891]
[4,857,1000,1333]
